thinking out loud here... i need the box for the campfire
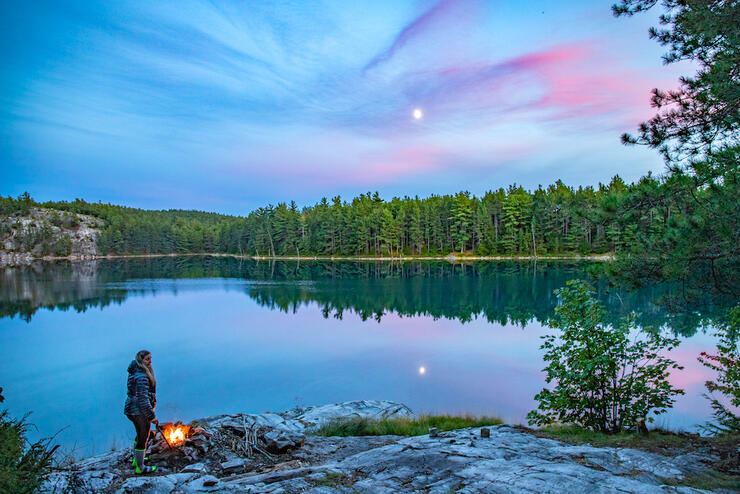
[144,421,211,469]
[132,415,307,475]
[160,422,192,446]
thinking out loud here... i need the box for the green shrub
[527,280,684,433]
[0,401,58,494]
[40,241,53,256]
[62,214,79,229]
[15,192,32,216]
[698,306,740,434]
[53,235,73,257]
[48,211,63,227]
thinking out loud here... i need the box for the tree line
[1,173,667,259]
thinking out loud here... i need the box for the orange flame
[161,423,191,446]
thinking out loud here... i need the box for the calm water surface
[0,257,720,456]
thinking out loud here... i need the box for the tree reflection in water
[0,256,722,336]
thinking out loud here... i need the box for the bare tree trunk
[267,231,275,257]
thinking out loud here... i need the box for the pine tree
[450,192,473,253]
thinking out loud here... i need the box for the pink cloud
[352,145,447,183]
[507,43,589,69]
[223,137,452,188]
[398,41,663,130]
[521,45,657,124]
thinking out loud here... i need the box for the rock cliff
[0,207,102,262]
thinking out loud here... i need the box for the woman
[124,350,158,474]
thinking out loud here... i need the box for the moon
[418,366,426,375]
[413,108,423,120]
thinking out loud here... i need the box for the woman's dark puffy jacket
[123,360,156,420]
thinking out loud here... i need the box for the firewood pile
[143,417,306,473]
[210,416,306,460]
[146,423,212,469]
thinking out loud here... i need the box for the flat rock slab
[198,399,413,435]
[40,403,720,493]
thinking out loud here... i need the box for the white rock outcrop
[0,207,102,262]
[40,401,719,494]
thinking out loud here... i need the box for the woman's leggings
[127,414,152,450]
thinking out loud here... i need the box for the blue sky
[1,0,686,214]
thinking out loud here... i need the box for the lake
[0,256,720,457]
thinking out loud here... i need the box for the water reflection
[0,257,721,457]
[0,257,719,335]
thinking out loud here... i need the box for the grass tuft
[533,424,740,453]
[527,425,740,491]
[311,414,502,437]
[533,424,690,449]
[664,470,740,491]
[315,472,346,487]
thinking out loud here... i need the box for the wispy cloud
[363,0,473,72]
[1,0,671,210]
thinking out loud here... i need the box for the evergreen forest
[0,174,675,259]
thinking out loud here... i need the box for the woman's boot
[134,449,156,474]
[132,441,149,468]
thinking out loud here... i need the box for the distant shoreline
[0,252,615,265]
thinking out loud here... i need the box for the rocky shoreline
[40,401,731,493]
[0,252,614,266]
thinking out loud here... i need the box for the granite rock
[40,402,720,494]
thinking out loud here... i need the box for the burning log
[161,422,192,446]
[146,421,213,470]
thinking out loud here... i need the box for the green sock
[134,449,155,474]
[132,442,148,467]
[134,449,145,473]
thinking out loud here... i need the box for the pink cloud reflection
[664,344,716,392]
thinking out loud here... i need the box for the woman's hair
[135,349,156,388]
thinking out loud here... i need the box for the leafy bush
[14,192,32,216]
[62,213,79,229]
[0,390,58,494]
[53,235,73,257]
[527,280,684,433]
[48,211,63,227]
[698,306,740,434]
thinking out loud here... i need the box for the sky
[1,0,688,214]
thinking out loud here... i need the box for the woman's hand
[152,418,159,426]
